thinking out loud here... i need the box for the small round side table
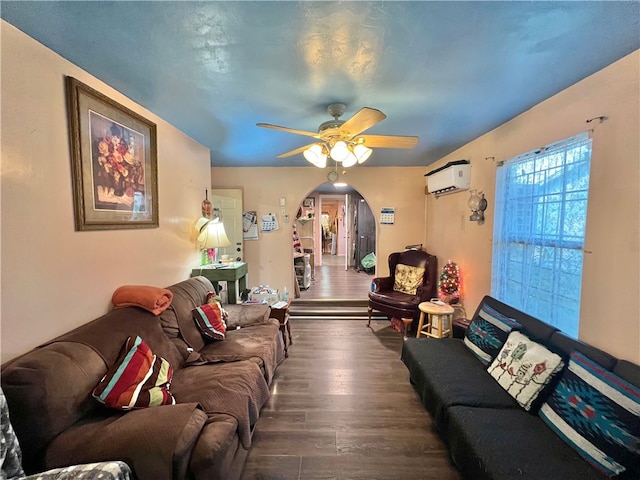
[416,302,455,339]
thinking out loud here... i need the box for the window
[491,133,592,337]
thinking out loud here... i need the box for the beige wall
[211,167,427,294]
[1,22,211,363]
[425,51,640,363]
[2,20,637,364]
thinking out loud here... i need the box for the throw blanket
[112,285,173,316]
[171,361,270,449]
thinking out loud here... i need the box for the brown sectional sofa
[1,276,284,480]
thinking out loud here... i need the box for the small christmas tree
[438,260,461,304]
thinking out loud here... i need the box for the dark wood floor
[241,320,462,480]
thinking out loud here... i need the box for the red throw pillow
[193,302,227,341]
[206,291,229,321]
[93,336,175,410]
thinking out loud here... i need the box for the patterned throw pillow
[464,303,521,365]
[206,291,229,321]
[393,264,425,295]
[93,336,175,410]
[193,302,227,341]
[539,351,640,478]
[488,331,565,411]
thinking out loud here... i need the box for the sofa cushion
[189,413,244,480]
[1,342,107,473]
[224,304,271,329]
[45,403,207,480]
[401,338,518,432]
[163,276,215,353]
[446,405,608,480]
[393,264,425,295]
[488,331,565,411]
[549,332,617,370]
[613,360,640,388]
[463,302,521,365]
[471,295,559,342]
[539,351,640,478]
[197,321,284,383]
[192,303,227,341]
[93,336,175,410]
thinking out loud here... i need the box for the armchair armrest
[415,284,435,304]
[372,276,393,292]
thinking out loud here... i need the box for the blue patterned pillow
[539,351,640,477]
[463,303,521,365]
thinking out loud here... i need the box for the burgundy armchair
[367,249,438,331]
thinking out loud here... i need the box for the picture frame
[66,76,158,231]
[303,197,315,208]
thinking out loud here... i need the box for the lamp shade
[197,217,231,248]
[330,141,350,162]
[342,151,357,168]
[195,217,210,234]
[303,144,327,168]
[353,144,372,163]
[203,220,231,248]
[468,189,480,212]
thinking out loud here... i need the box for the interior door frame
[211,188,243,262]
[344,193,352,271]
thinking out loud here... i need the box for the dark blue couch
[401,295,640,480]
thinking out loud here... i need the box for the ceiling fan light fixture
[303,143,327,168]
[330,141,350,162]
[342,151,357,168]
[353,144,372,164]
[257,104,419,167]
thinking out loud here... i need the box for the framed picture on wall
[303,197,315,208]
[66,76,158,231]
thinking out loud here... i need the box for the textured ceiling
[2,1,639,168]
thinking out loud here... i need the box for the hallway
[296,254,373,301]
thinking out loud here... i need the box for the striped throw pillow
[464,303,521,365]
[539,351,640,477]
[206,291,229,321]
[193,302,226,341]
[93,336,175,410]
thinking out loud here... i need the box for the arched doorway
[292,182,376,300]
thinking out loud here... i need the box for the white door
[344,193,352,270]
[211,189,243,261]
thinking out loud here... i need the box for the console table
[191,262,248,304]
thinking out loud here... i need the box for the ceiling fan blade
[339,107,387,138]
[276,143,317,158]
[357,134,419,149]
[256,123,320,139]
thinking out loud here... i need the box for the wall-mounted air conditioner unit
[424,160,471,196]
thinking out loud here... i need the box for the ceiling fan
[256,103,419,168]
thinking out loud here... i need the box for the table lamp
[196,216,231,265]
